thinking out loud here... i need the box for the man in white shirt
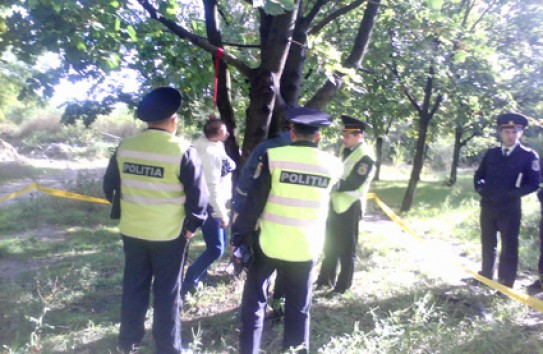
[183,119,236,296]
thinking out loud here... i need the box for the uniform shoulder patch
[357,163,369,176]
[532,160,540,171]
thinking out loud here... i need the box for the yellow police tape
[0,182,109,204]
[2,185,543,311]
[366,192,543,313]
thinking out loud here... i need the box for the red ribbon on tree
[209,47,224,120]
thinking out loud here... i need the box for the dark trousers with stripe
[119,235,188,354]
[239,242,314,354]
[317,200,361,292]
[479,205,521,287]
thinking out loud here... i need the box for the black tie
[503,148,509,157]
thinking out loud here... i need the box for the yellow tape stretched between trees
[366,192,543,313]
[1,183,543,312]
[0,182,109,204]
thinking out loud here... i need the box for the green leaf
[426,0,443,10]
[27,0,39,10]
[114,17,121,32]
[126,25,138,42]
[453,51,467,63]
[109,0,120,8]
[76,40,87,51]
[51,1,62,13]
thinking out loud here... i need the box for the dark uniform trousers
[120,235,188,354]
[479,203,521,287]
[538,205,543,279]
[318,200,361,292]
[239,241,314,354]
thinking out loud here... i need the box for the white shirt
[502,143,519,156]
[193,135,236,218]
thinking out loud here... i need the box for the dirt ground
[0,158,108,281]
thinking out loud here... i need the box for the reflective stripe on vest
[331,142,375,214]
[117,129,188,241]
[260,145,342,261]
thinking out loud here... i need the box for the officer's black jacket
[474,144,540,208]
[103,128,209,233]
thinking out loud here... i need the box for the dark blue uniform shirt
[474,144,540,208]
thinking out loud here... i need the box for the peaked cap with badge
[341,115,372,134]
[496,113,528,130]
[136,87,182,122]
[285,106,333,133]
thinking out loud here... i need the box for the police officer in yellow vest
[231,106,342,354]
[316,115,375,294]
[103,87,209,354]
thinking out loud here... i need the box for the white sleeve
[202,146,227,218]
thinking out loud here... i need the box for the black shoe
[527,280,543,295]
[117,344,140,354]
[463,272,490,287]
[315,279,334,290]
[331,287,347,295]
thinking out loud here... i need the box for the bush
[90,105,143,140]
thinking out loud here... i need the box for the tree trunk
[203,0,240,171]
[400,113,430,212]
[374,136,383,181]
[448,126,463,186]
[241,5,300,162]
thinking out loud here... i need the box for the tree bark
[448,126,463,186]
[374,136,383,181]
[400,113,430,212]
[241,4,300,161]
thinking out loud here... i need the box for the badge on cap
[341,115,372,134]
[496,113,528,130]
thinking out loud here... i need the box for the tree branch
[303,0,328,29]
[429,93,443,116]
[309,0,366,35]
[136,0,253,77]
[385,61,421,113]
[306,0,381,109]
[468,0,499,33]
[222,41,260,49]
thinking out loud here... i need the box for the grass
[1,166,543,353]
[0,162,56,183]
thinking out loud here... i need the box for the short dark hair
[203,119,226,138]
[292,123,318,141]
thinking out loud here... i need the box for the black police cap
[136,87,182,122]
[285,106,332,128]
[496,113,528,130]
[341,115,372,133]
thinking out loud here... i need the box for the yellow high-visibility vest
[259,145,342,261]
[117,129,188,241]
[331,142,375,214]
